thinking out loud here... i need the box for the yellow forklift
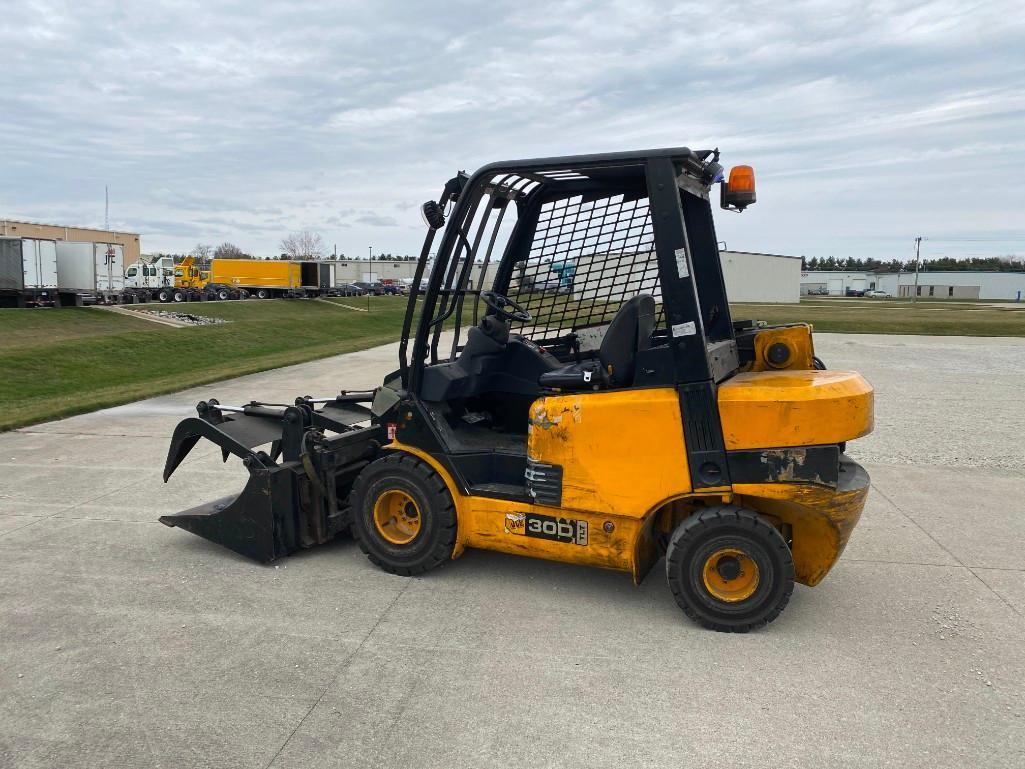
[160,147,873,631]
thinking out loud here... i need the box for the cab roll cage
[398,147,737,395]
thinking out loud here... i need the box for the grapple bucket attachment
[160,393,384,562]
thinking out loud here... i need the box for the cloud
[0,0,1023,260]
[354,213,399,227]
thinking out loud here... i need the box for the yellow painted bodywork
[388,440,653,580]
[747,324,815,372]
[388,371,872,588]
[718,370,873,450]
[734,475,868,586]
[527,389,691,516]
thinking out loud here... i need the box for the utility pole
[368,245,373,311]
[911,236,923,303]
[104,186,109,231]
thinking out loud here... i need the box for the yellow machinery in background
[170,257,318,301]
[159,147,874,632]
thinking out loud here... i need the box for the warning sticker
[671,321,697,337]
[674,247,690,278]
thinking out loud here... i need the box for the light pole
[368,245,373,311]
[911,236,923,303]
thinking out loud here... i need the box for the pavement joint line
[0,473,155,525]
[46,516,165,523]
[870,481,1024,619]
[967,565,1025,573]
[970,568,1024,618]
[0,516,50,539]
[844,557,968,568]
[13,429,175,439]
[263,578,415,769]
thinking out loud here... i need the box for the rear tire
[349,453,457,576]
[217,288,230,301]
[172,289,186,303]
[256,289,270,300]
[666,505,794,632]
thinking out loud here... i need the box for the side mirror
[721,165,756,212]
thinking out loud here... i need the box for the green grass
[2,294,1022,432]
[0,297,410,431]
[730,298,1025,337]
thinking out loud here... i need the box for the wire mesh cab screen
[508,192,663,340]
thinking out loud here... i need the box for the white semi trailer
[0,237,60,307]
[55,241,125,305]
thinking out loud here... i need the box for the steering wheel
[480,291,532,323]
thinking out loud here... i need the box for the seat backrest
[599,294,656,386]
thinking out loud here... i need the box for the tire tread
[665,505,794,633]
[349,453,457,576]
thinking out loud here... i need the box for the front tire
[666,506,794,632]
[349,454,457,576]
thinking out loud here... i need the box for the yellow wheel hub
[701,547,759,603]
[373,489,422,545]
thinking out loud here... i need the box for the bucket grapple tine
[163,427,203,482]
[162,410,280,482]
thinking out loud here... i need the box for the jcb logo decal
[506,513,586,545]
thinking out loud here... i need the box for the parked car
[845,287,865,297]
[336,283,365,296]
[353,281,387,295]
[807,287,829,295]
[864,289,890,298]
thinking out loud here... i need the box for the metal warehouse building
[719,250,801,303]
[332,250,801,303]
[875,271,1025,301]
[800,271,881,296]
[801,269,1025,300]
[0,219,141,263]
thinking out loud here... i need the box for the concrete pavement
[1,334,1024,768]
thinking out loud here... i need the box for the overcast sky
[2,0,1024,261]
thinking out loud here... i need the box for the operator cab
[395,147,747,498]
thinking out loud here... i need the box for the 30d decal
[505,513,587,545]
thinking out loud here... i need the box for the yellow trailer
[208,259,308,299]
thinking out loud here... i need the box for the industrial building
[330,251,800,303]
[801,269,1025,300]
[525,249,800,305]
[875,271,1025,301]
[719,250,801,303]
[800,271,881,296]
[0,219,141,263]
[331,260,499,288]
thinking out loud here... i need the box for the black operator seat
[538,294,656,391]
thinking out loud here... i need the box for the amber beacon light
[721,165,756,211]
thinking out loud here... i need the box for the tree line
[803,255,1024,272]
[147,231,417,263]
